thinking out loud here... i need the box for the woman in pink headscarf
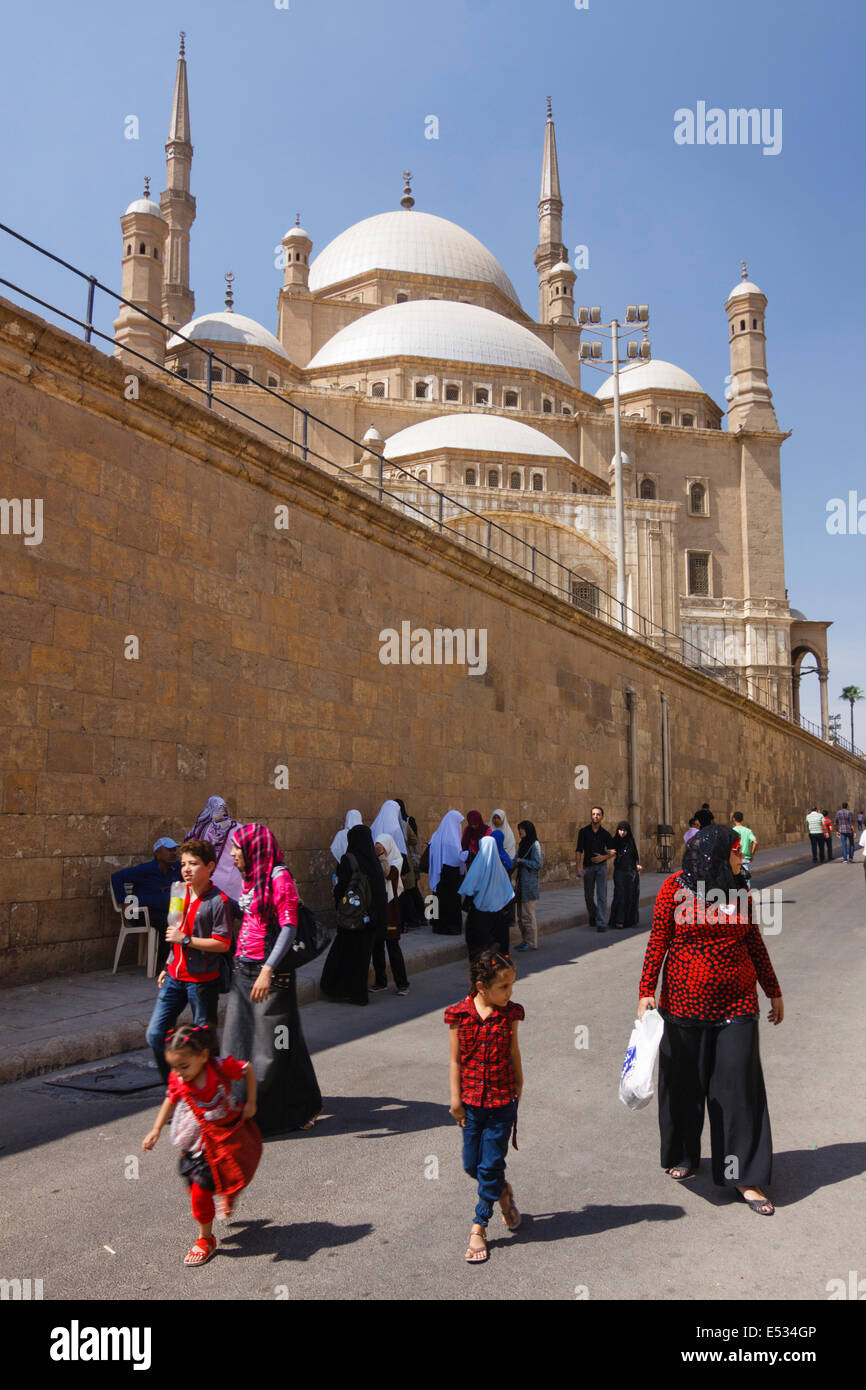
[222,824,322,1135]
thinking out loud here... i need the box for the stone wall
[1,297,864,984]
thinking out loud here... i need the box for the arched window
[752,318,757,329]
[267,374,278,388]
[295,253,301,262]
[153,247,159,259]
[475,387,489,405]
[531,474,543,492]
[688,552,710,595]
[488,470,499,487]
[465,468,476,485]
[740,319,746,331]
[682,413,694,427]
[139,243,146,254]
[562,405,571,416]
[234,368,251,385]
[510,471,521,489]
[414,381,429,399]
[176,366,189,380]
[572,579,600,615]
[445,383,460,402]
[211,366,224,383]
[418,469,428,483]
[689,482,706,514]
[659,411,672,425]
[639,478,656,500]
[371,381,386,398]
[126,244,131,255]
[504,390,518,408]
[396,292,408,303]
[571,482,578,493]
[542,398,553,414]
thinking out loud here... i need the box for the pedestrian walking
[445,949,523,1264]
[223,824,322,1134]
[576,806,616,931]
[609,820,642,929]
[144,840,232,1084]
[835,802,856,863]
[806,806,825,863]
[822,810,834,861]
[460,835,515,960]
[320,823,386,1006]
[513,820,542,952]
[731,812,757,882]
[637,824,783,1216]
[141,1023,262,1266]
[372,832,411,995]
[425,810,468,935]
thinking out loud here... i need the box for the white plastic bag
[619,1008,664,1110]
[169,1097,202,1149]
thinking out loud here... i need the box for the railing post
[530,546,536,582]
[84,276,96,344]
[437,491,444,533]
[301,410,308,462]
[377,453,383,502]
[486,519,491,557]
[206,351,213,409]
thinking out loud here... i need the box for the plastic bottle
[167,881,186,928]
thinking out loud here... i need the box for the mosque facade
[112,40,831,732]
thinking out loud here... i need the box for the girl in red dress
[142,1023,262,1266]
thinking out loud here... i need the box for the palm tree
[839,686,864,750]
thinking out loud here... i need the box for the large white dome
[307,300,574,385]
[166,311,290,359]
[384,413,574,461]
[308,210,521,307]
[595,358,707,400]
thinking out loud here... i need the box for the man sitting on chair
[111,837,180,970]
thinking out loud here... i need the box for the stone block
[9,901,38,947]
[2,770,37,813]
[0,813,45,855]
[0,726,49,771]
[37,897,100,942]
[0,858,62,902]
[46,730,95,775]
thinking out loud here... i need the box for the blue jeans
[583,863,608,925]
[840,833,854,862]
[462,1100,517,1226]
[145,974,219,1083]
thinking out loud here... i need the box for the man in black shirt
[576,807,616,931]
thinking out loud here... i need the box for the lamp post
[578,305,650,629]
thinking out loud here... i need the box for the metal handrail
[1,220,862,757]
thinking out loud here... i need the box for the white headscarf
[370,799,407,856]
[330,809,362,863]
[374,832,404,902]
[459,835,515,913]
[490,809,516,860]
[428,810,467,892]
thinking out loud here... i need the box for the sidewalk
[0,839,816,1085]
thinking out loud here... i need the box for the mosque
[112,38,831,734]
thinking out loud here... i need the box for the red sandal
[184,1236,217,1266]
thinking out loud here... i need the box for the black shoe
[369,982,387,992]
[596,925,606,933]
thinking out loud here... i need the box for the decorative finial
[143,175,150,199]
[401,170,415,210]
[224,271,235,312]
[295,213,300,227]
[179,31,186,58]
[547,95,552,120]
[741,260,748,280]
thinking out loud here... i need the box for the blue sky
[1,0,863,739]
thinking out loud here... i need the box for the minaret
[160,32,196,330]
[113,177,169,366]
[281,214,313,293]
[534,98,569,323]
[725,262,777,431]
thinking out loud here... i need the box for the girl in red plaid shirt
[444,950,523,1263]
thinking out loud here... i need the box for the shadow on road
[262,1094,451,1142]
[218,1217,373,1263]
[502,1202,687,1245]
[633,1141,866,1211]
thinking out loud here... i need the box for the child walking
[142,1023,262,1267]
[444,949,523,1264]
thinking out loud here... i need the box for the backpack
[335,853,372,932]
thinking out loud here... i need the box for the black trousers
[464,902,512,960]
[809,832,824,863]
[657,1016,772,1187]
[371,933,409,989]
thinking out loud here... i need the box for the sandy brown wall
[1,298,863,984]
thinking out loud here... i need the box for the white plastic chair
[110,878,157,977]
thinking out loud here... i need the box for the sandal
[738,1187,775,1215]
[499,1181,522,1230]
[183,1235,217,1266]
[300,1110,322,1131]
[666,1165,696,1180]
[465,1224,488,1263]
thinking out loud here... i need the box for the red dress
[168,1056,262,1195]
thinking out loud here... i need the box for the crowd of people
[125,788,859,1265]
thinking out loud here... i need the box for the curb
[1,848,809,1086]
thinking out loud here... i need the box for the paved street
[1,856,864,1302]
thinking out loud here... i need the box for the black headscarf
[395,798,418,836]
[340,824,388,924]
[516,821,538,859]
[693,806,715,828]
[681,824,745,898]
[613,820,638,859]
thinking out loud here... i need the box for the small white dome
[610,451,631,467]
[124,198,165,219]
[284,224,311,241]
[309,210,521,307]
[595,358,707,400]
[728,279,764,300]
[308,300,574,385]
[789,608,807,621]
[383,413,574,461]
[363,426,383,442]
[166,311,290,359]
[549,260,575,275]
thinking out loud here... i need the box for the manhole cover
[46,1062,162,1094]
